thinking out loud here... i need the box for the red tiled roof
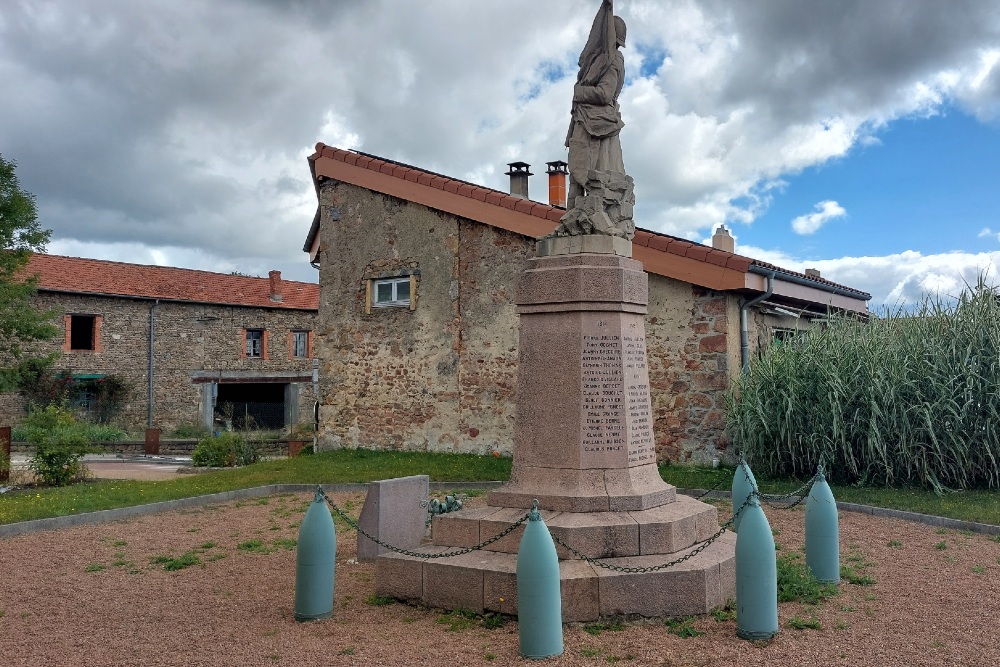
[306,144,870,303]
[23,254,319,310]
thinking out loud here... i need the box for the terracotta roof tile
[484,191,504,206]
[725,255,752,272]
[513,199,534,214]
[427,175,447,189]
[342,152,360,166]
[632,230,654,247]
[469,187,489,202]
[704,249,728,267]
[499,196,518,210]
[443,180,461,194]
[527,202,550,218]
[647,236,669,252]
[378,162,395,176]
[417,173,434,186]
[355,155,374,169]
[24,254,319,310]
[455,183,475,198]
[685,246,710,261]
[544,208,564,222]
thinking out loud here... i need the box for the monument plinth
[374,242,736,620]
[488,251,674,513]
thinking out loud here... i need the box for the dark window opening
[70,315,96,351]
[292,331,308,358]
[246,329,263,358]
[214,382,286,430]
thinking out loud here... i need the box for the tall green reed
[727,278,1000,492]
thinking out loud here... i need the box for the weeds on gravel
[150,552,201,571]
[776,553,839,604]
[665,616,704,638]
[787,615,822,630]
[935,541,948,550]
[435,610,479,632]
[582,622,625,636]
[711,600,736,622]
[840,565,876,586]
[364,595,396,606]
[237,539,273,554]
[84,563,104,572]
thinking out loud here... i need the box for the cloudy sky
[3,0,1000,308]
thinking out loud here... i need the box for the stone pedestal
[374,239,735,620]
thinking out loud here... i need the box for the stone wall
[316,180,763,462]
[0,293,318,432]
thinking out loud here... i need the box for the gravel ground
[1,490,998,667]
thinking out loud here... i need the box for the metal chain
[321,489,531,559]
[737,457,819,510]
[547,494,756,575]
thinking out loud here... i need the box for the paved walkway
[8,453,193,481]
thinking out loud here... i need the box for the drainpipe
[740,271,774,374]
[147,300,159,427]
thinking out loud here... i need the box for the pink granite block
[478,507,559,554]
[357,475,429,561]
[481,553,519,615]
[432,506,506,547]
[375,552,425,601]
[423,551,487,613]
[596,555,718,617]
[604,466,675,512]
[488,466,612,513]
[631,501,699,555]
[547,511,639,559]
[560,560,600,622]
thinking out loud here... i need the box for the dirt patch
[0,492,997,666]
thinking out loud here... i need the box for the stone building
[1,254,319,432]
[304,144,870,462]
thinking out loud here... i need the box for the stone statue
[553,0,635,241]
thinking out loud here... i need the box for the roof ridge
[310,143,870,301]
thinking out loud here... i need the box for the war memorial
[373,0,736,622]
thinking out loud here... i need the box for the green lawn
[0,449,511,525]
[2,451,998,527]
[657,464,1000,526]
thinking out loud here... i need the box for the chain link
[737,456,819,510]
[321,489,531,560]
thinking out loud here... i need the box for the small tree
[24,404,92,486]
[0,154,58,390]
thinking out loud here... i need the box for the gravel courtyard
[1,490,997,666]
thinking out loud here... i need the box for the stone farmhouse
[1,255,319,433]
[304,144,871,463]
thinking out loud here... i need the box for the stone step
[432,494,719,559]
[375,531,735,622]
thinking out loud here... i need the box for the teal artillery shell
[805,475,841,583]
[735,498,779,641]
[732,461,759,533]
[517,514,563,659]
[294,494,336,621]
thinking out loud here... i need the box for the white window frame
[246,329,263,358]
[292,330,309,358]
[372,277,411,308]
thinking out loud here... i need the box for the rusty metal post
[0,426,11,483]
[144,428,160,455]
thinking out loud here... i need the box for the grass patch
[84,563,104,572]
[935,541,948,550]
[582,622,625,636]
[665,616,704,638]
[435,610,479,632]
[581,647,603,658]
[237,539,274,554]
[151,551,201,571]
[777,553,838,604]
[711,600,736,622]
[364,595,396,606]
[787,615,822,630]
[840,564,876,586]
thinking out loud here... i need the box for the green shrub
[191,432,258,467]
[728,279,1000,492]
[24,405,93,486]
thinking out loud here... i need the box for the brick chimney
[546,160,568,208]
[505,161,532,199]
[711,225,735,253]
[805,268,821,278]
[268,270,283,303]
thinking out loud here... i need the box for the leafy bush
[191,432,258,467]
[23,405,93,486]
[728,279,1000,491]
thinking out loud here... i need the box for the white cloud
[791,200,846,235]
[979,227,1000,242]
[738,245,1000,308]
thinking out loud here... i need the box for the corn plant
[727,278,1000,492]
